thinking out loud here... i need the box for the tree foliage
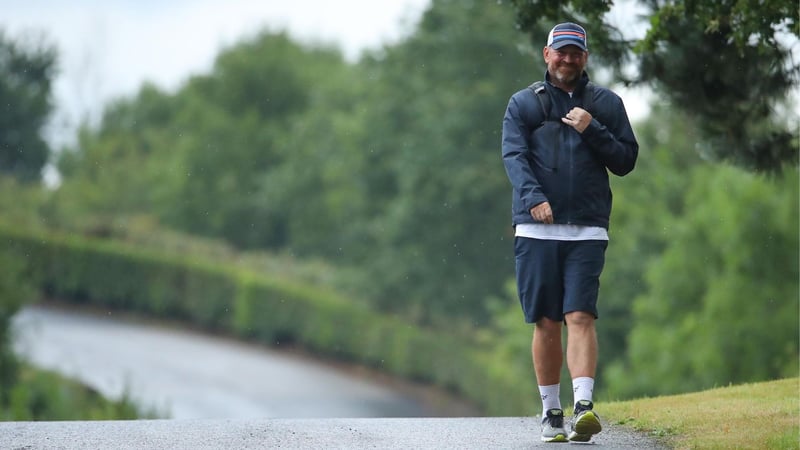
[507,0,799,172]
[597,102,799,397]
[506,0,629,69]
[597,102,705,367]
[348,0,538,323]
[605,164,799,398]
[0,30,56,182]
[36,0,800,401]
[54,1,538,325]
[0,246,31,404]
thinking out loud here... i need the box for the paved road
[0,417,665,450]
[7,305,668,448]
[11,305,475,419]
[1,417,669,449]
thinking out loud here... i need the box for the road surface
[11,304,476,419]
[1,417,669,449]
[7,305,668,448]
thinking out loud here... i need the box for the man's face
[543,45,588,87]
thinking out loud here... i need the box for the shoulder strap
[527,81,550,123]
[582,81,595,115]
[527,80,595,123]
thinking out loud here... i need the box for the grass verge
[602,377,799,449]
[2,364,159,421]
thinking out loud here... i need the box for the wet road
[1,416,670,449]
[11,305,469,419]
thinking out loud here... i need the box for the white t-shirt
[515,223,608,241]
[515,92,609,242]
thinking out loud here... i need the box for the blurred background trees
[2,0,797,412]
[0,31,55,182]
[509,0,799,172]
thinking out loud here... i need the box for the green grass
[2,364,159,421]
[602,377,799,449]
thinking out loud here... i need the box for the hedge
[2,226,536,415]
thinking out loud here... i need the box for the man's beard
[552,64,581,85]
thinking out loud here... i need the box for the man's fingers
[562,107,591,132]
[531,202,553,223]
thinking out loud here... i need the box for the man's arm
[569,92,639,176]
[502,94,550,214]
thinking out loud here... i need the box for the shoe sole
[541,433,568,443]
[569,411,602,442]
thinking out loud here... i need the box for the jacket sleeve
[502,94,548,212]
[580,91,639,176]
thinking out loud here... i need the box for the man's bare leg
[533,317,563,385]
[564,311,597,379]
[564,311,601,442]
[534,317,568,442]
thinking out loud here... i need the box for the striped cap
[546,22,587,51]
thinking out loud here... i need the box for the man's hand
[530,202,553,224]
[562,107,592,133]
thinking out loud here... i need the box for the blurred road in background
[11,304,477,419]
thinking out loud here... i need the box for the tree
[598,102,704,373]
[506,0,799,172]
[162,32,355,249]
[604,164,799,398]
[52,1,546,326]
[348,0,540,324]
[0,240,35,406]
[54,32,356,249]
[0,30,56,182]
[53,83,176,232]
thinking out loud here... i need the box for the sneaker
[568,400,602,442]
[540,408,568,443]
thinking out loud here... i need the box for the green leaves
[636,1,797,173]
[507,0,799,172]
[606,164,799,398]
[0,31,56,182]
[35,0,800,404]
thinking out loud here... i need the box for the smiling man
[500,22,639,443]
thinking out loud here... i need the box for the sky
[0,0,669,153]
[1,0,431,146]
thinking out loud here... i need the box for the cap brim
[550,40,586,51]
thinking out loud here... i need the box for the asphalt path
[7,305,668,448]
[1,417,669,449]
[11,304,476,419]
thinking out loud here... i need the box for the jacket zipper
[552,127,560,172]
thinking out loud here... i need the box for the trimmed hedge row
[3,226,536,415]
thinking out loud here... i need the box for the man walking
[501,22,638,443]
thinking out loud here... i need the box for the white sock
[538,383,561,414]
[572,377,594,406]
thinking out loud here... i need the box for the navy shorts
[514,237,608,323]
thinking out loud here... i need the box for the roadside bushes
[233,274,472,386]
[1,230,148,420]
[2,226,534,415]
[2,365,146,421]
[0,237,33,406]
[16,231,238,329]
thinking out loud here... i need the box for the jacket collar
[544,70,590,95]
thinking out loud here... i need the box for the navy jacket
[501,72,638,229]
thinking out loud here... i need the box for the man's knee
[565,311,595,329]
[535,316,562,335]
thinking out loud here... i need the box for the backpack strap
[527,81,551,124]
[582,81,595,115]
[527,80,595,126]
[525,81,594,172]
